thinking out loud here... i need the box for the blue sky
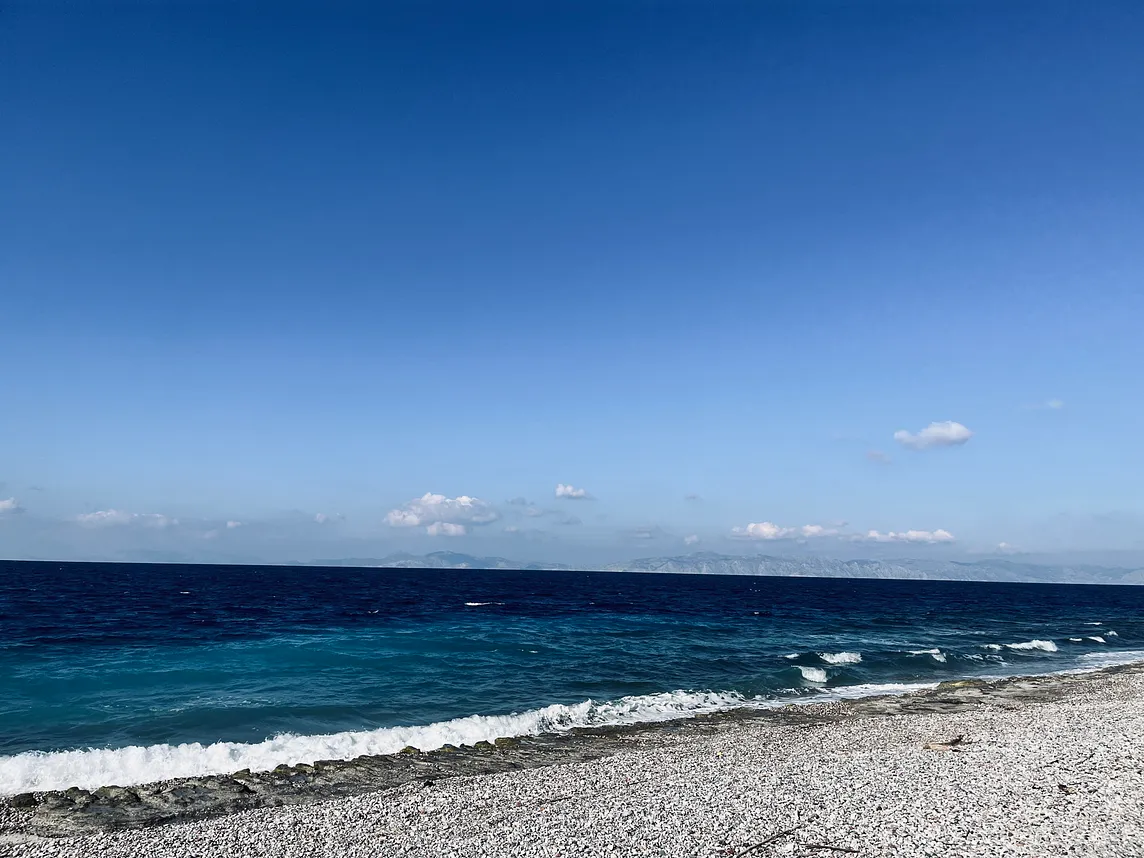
[2,1,1143,565]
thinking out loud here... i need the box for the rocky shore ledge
[3,664,1143,856]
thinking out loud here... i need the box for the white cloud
[76,510,177,528]
[731,521,838,540]
[893,421,973,450]
[684,534,700,545]
[314,513,329,524]
[0,498,23,514]
[226,520,243,529]
[385,493,499,528]
[503,525,520,534]
[997,541,1018,553]
[555,483,590,499]
[1046,399,1065,410]
[859,529,955,544]
[426,522,466,537]
[524,506,546,517]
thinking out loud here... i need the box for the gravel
[4,669,1143,858]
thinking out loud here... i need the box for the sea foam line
[0,691,746,795]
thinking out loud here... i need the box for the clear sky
[2,1,1143,565]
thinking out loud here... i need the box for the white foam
[1088,636,1106,644]
[797,666,828,683]
[783,653,799,660]
[1107,631,1119,637]
[1069,638,1083,642]
[982,644,1003,651]
[817,651,862,665]
[1005,639,1058,652]
[909,648,947,663]
[0,690,750,795]
[463,602,505,607]
[1084,622,1103,626]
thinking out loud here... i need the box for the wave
[817,651,862,665]
[796,666,828,683]
[464,602,505,607]
[0,690,751,795]
[908,648,947,663]
[6,645,1144,796]
[1088,636,1106,644]
[1107,631,1119,637]
[1005,639,1058,652]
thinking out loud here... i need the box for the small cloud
[627,526,668,540]
[858,529,955,544]
[426,522,466,537]
[555,483,591,500]
[1046,399,1065,410]
[866,450,892,465]
[506,497,530,506]
[0,497,24,514]
[997,541,1018,553]
[893,421,973,450]
[226,520,244,529]
[314,513,329,524]
[731,522,793,540]
[684,534,700,545]
[731,521,838,540]
[684,493,702,502]
[26,485,46,492]
[556,515,582,526]
[76,510,177,528]
[503,525,520,533]
[524,506,547,517]
[385,493,499,528]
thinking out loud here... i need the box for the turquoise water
[2,560,1142,792]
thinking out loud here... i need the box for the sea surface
[2,560,1143,794]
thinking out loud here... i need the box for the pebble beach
[4,665,1142,858]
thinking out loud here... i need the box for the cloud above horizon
[893,420,973,450]
[75,510,178,528]
[730,521,839,540]
[0,498,24,514]
[858,528,955,544]
[555,483,590,499]
[384,493,499,530]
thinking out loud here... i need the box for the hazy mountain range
[303,550,1144,585]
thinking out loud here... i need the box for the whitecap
[1107,631,1119,637]
[1088,636,1106,644]
[1069,638,1083,642]
[783,653,799,660]
[1005,639,1058,652]
[0,689,752,795]
[909,648,947,663]
[817,652,862,665]
[463,602,505,607]
[982,644,1003,651]
[797,666,828,683]
[1083,622,1103,626]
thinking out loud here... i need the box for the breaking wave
[797,666,828,683]
[0,690,748,794]
[817,651,862,665]
[1005,639,1058,652]
[909,648,947,663]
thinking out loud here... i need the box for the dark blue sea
[2,560,1142,794]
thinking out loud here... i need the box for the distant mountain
[302,549,1144,584]
[308,551,574,572]
[604,551,1144,585]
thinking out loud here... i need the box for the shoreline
[4,661,1143,848]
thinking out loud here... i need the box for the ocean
[2,560,1142,795]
